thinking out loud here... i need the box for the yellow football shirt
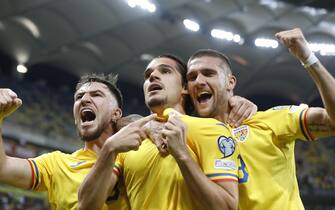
[28,149,127,210]
[233,104,311,210]
[114,108,239,210]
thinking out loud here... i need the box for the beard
[78,123,107,142]
[146,96,167,110]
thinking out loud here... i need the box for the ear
[226,74,236,91]
[111,108,122,123]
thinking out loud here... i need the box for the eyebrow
[74,89,106,98]
[144,64,175,75]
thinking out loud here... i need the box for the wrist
[300,52,319,68]
[101,141,118,161]
[173,150,191,162]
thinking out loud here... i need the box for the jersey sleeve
[27,151,58,192]
[183,116,239,183]
[263,104,313,142]
[113,153,124,177]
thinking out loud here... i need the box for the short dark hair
[188,49,233,75]
[155,54,187,85]
[76,73,123,108]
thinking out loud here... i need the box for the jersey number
[238,155,249,183]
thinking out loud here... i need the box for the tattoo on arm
[308,123,335,132]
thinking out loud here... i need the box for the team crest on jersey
[217,136,235,158]
[232,125,249,143]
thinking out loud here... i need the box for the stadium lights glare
[254,38,278,48]
[211,29,244,45]
[183,19,200,32]
[309,43,335,56]
[17,64,28,74]
[126,0,156,13]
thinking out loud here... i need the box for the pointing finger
[131,114,157,128]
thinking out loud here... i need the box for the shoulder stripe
[27,160,36,190]
[212,178,238,183]
[30,160,40,190]
[207,173,238,179]
[304,108,315,140]
[299,108,313,141]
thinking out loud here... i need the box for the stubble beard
[79,123,106,142]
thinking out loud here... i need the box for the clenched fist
[0,89,22,122]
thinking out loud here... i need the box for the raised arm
[162,113,238,210]
[276,28,335,138]
[78,114,155,210]
[0,88,33,189]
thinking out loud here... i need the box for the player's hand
[161,112,188,160]
[228,96,257,127]
[116,114,143,131]
[0,88,22,123]
[275,28,311,62]
[145,120,169,156]
[105,114,156,153]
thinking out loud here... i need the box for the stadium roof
[0,0,334,104]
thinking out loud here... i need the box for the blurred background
[0,0,334,209]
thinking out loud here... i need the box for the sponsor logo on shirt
[214,159,236,170]
[232,125,249,143]
[217,136,235,158]
[70,160,86,168]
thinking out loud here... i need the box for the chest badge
[232,125,249,143]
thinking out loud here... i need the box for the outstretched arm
[0,88,33,189]
[276,28,335,138]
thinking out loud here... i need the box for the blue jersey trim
[31,160,39,190]
[207,173,238,179]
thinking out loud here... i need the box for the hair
[75,73,123,108]
[188,49,233,75]
[155,54,187,85]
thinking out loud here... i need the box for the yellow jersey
[114,108,239,210]
[233,104,311,210]
[28,149,127,210]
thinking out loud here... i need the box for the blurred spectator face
[143,57,185,110]
[187,56,235,118]
[73,82,121,141]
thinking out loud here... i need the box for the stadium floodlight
[254,38,278,48]
[183,19,200,32]
[211,29,244,45]
[309,43,335,56]
[17,64,28,74]
[126,0,156,13]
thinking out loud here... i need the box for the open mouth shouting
[197,91,212,105]
[80,107,96,126]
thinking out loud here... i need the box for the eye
[186,73,197,82]
[144,69,152,80]
[203,71,216,77]
[75,94,83,101]
[161,68,171,74]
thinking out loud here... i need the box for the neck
[213,94,233,123]
[83,129,114,155]
[214,102,230,123]
[150,103,185,117]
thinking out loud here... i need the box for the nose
[80,93,92,105]
[149,69,161,82]
[194,73,206,86]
